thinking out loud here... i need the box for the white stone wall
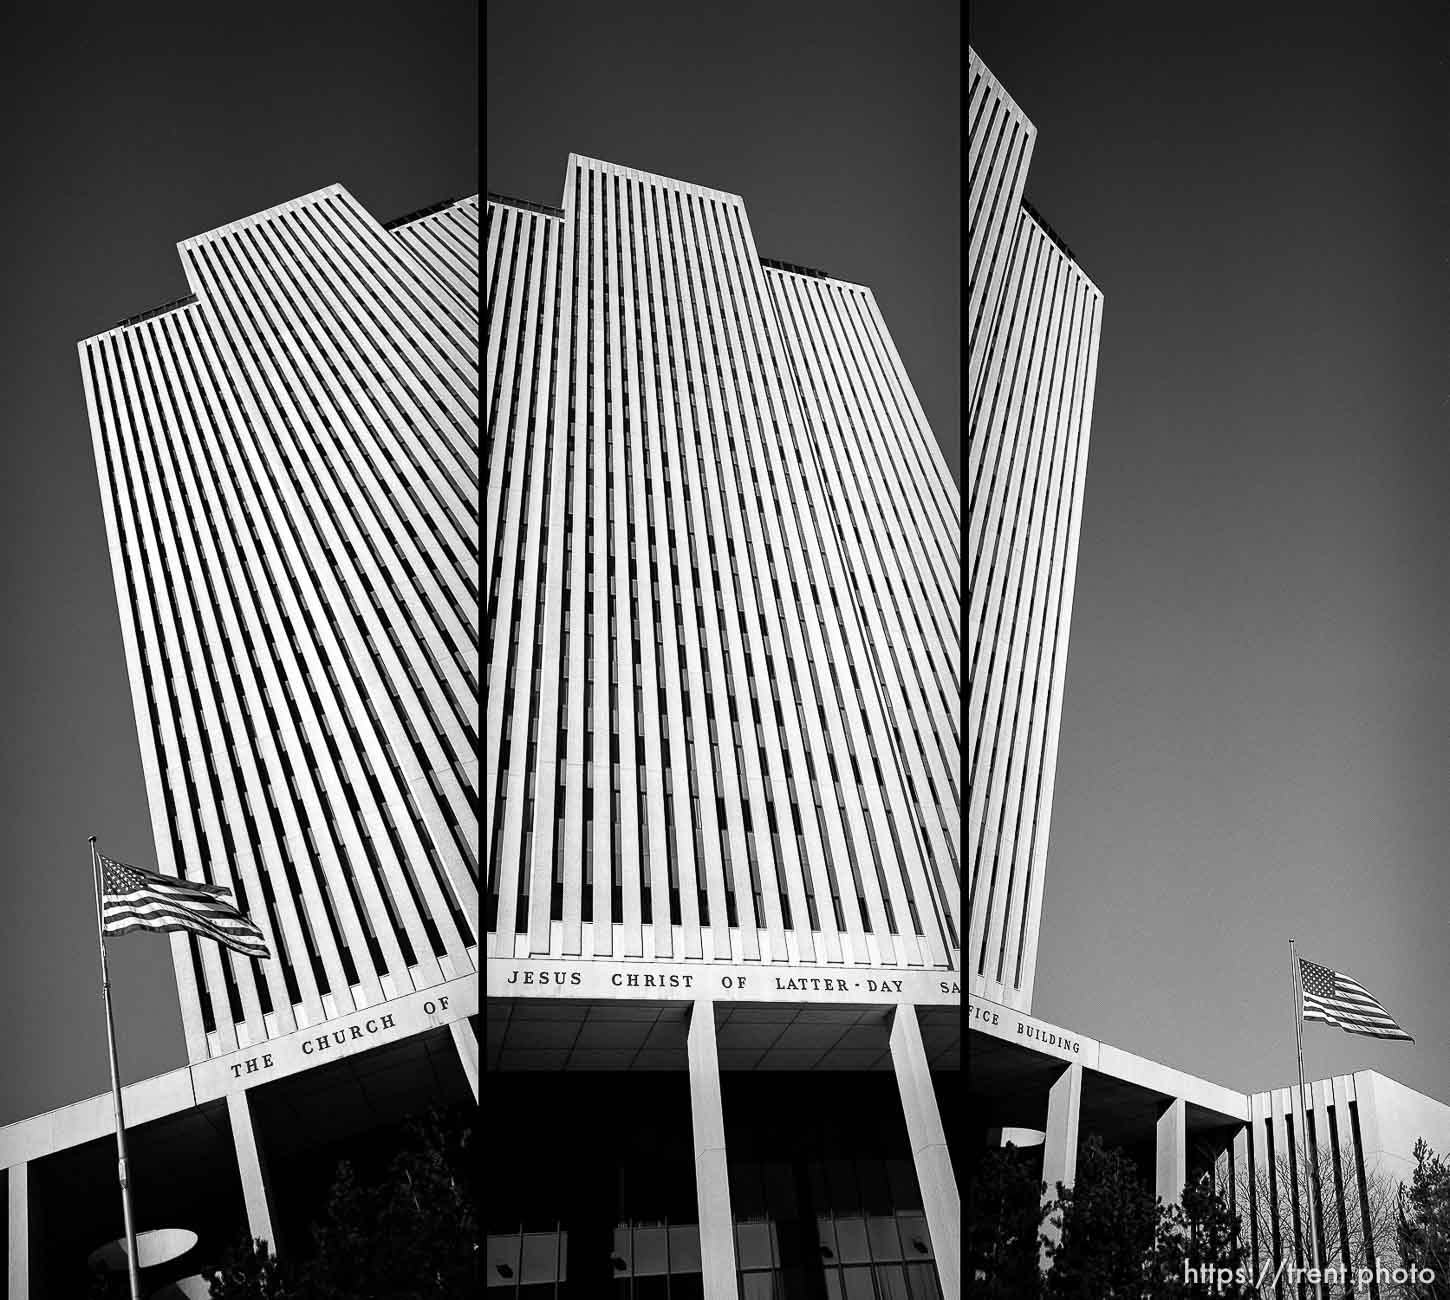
[1229,1070,1450,1283]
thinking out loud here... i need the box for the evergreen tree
[203,1107,478,1300]
[296,1109,478,1299]
[967,1143,1049,1297]
[1036,1136,1253,1299]
[1397,1139,1450,1300]
[1042,1136,1161,1298]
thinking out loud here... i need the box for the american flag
[100,855,270,960]
[1299,958,1412,1042]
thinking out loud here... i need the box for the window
[609,1219,703,1298]
[485,1224,567,1293]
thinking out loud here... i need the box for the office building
[3,183,480,1298]
[486,155,960,1299]
[970,994,1450,1289]
[966,47,1450,1291]
[968,45,1104,1014]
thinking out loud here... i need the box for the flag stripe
[106,893,252,926]
[1299,1008,1409,1037]
[104,902,263,942]
[104,906,263,948]
[133,878,234,903]
[1302,992,1399,1024]
[1303,1002,1407,1034]
[113,874,234,903]
[105,921,267,959]
[105,911,266,947]
[104,917,270,958]
[125,868,234,899]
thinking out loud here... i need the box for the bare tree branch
[1233,1138,1403,1289]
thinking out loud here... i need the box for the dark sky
[0,2,476,1130]
[971,2,1450,1100]
[486,0,962,484]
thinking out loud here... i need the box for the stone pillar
[449,1018,479,1102]
[8,1163,32,1300]
[1270,1087,1301,1270]
[1231,1123,1252,1268]
[1352,1071,1384,1171]
[1041,1062,1082,1267]
[888,1004,960,1300]
[1212,1130,1231,1201]
[227,1090,280,1257]
[1330,1075,1360,1281]
[686,999,738,1300]
[1156,1096,1187,1204]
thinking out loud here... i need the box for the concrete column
[1212,1132,1230,1201]
[1352,1071,1384,1169]
[686,1000,738,1300]
[1156,1097,1187,1204]
[1230,1123,1251,1265]
[1040,1062,1082,1266]
[449,1018,479,1102]
[888,1004,960,1300]
[1251,1091,1275,1276]
[8,1163,31,1300]
[227,1090,280,1257]
[1270,1087,1301,1270]
[1329,1075,1359,1280]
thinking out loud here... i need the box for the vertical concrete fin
[227,1090,280,1258]
[686,999,738,1299]
[449,1018,479,1102]
[7,1163,31,1300]
[1156,1096,1187,1205]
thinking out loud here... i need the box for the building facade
[4,184,480,1298]
[486,156,960,1299]
[968,990,1450,1293]
[1232,1070,1450,1293]
[967,47,1450,1294]
[82,183,480,1063]
[968,46,1103,1014]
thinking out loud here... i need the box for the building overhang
[969,992,1249,1142]
[488,995,959,1073]
[0,973,476,1170]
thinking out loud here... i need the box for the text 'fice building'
[487,155,961,1299]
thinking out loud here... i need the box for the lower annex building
[4,183,479,1297]
[967,43,1450,1293]
[486,155,961,1299]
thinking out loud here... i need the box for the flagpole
[1290,939,1324,1300]
[92,836,142,1300]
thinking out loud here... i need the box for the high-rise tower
[486,156,959,976]
[969,47,1104,1012]
[0,183,480,1299]
[486,156,960,1300]
[79,185,480,1064]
